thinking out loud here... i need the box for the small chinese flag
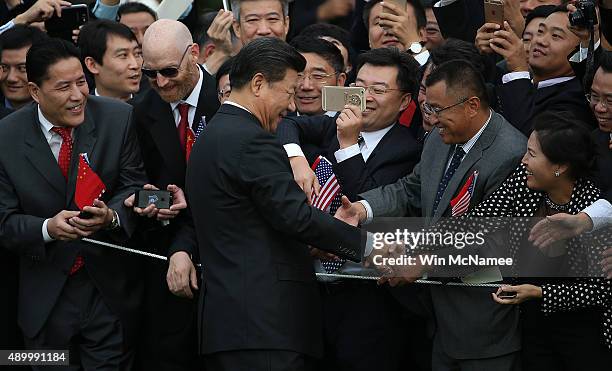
[74,153,106,210]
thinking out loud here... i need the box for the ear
[336,72,347,87]
[250,72,265,97]
[465,96,480,117]
[84,56,100,76]
[557,164,570,177]
[203,43,216,60]
[232,20,241,42]
[399,93,411,112]
[28,82,40,104]
[283,16,290,39]
[190,43,200,60]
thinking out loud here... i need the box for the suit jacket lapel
[23,108,66,197]
[146,94,186,178]
[432,114,500,221]
[66,111,97,206]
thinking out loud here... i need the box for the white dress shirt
[170,67,204,128]
[38,107,72,243]
[334,124,395,163]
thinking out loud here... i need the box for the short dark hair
[216,56,234,90]
[363,0,426,31]
[425,59,489,106]
[533,111,595,180]
[116,2,157,21]
[356,47,420,93]
[524,5,557,31]
[26,38,81,86]
[599,50,612,73]
[290,35,344,74]
[78,20,138,65]
[194,11,218,47]
[429,38,486,77]
[299,23,351,54]
[231,37,306,89]
[0,25,47,53]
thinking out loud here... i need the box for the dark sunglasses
[141,45,191,79]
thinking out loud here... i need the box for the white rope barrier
[82,238,503,288]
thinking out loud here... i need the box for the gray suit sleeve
[359,160,423,217]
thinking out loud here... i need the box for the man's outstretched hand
[334,196,366,226]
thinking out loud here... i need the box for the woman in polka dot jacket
[439,112,611,369]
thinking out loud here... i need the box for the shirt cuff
[283,143,305,158]
[42,219,54,243]
[582,199,612,231]
[0,20,15,35]
[93,0,120,20]
[334,144,360,163]
[434,0,459,7]
[502,71,531,84]
[358,200,373,225]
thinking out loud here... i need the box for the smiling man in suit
[337,60,527,371]
[131,19,220,371]
[0,38,147,370]
[180,37,363,371]
[277,46,427,371]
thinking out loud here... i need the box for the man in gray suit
[337,60,526,370]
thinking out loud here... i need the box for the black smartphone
[497,291,517,299]
[45,4,89,41]
[135,190,172,209]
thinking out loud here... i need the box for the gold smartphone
[322,86,366,112]
[484,0,504,26]
[381,0,408,15]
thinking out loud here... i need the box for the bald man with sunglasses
[130,19,220,371]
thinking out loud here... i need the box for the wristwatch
[107,209,120,230]
[408,42,423,55]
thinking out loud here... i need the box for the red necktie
[177,103,195,161]
[52,127,84,275]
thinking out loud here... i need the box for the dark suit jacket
[183,103,362,357]
[361,111,526,359]
[496,76,597,135]
[0,97,147,342]
[593,130,612,201]
[277,113,421,201]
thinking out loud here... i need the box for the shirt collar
[93,88,133,100]
[536,76,575,89]
[459,110,492,154]
[170,67,204,111]
[413,49,430,66]
[360,124,395,149]
[37,106,56,133]
[4,97,14,110]
[224,100,253,115]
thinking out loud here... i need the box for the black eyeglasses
[142,45,191,79]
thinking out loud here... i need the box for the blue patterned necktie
[432,145,465,214]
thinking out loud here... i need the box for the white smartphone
[156,0,193,20]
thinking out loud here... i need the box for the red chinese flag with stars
[74,153,106,210]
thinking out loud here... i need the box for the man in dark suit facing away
[175,37,363,371]
[0,39,147,370]
[127,18,220,371]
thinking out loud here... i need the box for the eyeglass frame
[422,97,471,116]
[348,82,402,96]
[218,88,232,100]
[586,92,612,109]
[141,45,192,79]
[296,71,338,85]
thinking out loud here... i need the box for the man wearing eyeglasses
[130,19,220,371]
[277,47,426,371]
[290,35,347,117]
[335,60,526,370]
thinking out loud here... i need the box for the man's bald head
[142,19,193,56]
[141,19,201,103]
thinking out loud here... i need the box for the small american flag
[311,156,342,214]
[450,170,478,217]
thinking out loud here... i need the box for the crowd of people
[0,0,610,370]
